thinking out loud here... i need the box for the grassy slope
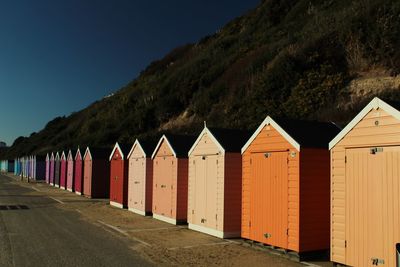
[3,0,400,158]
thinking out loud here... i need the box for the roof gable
[109,142,131,161]
[242,116,340,153]
[50,153,55,160]
[75,148,82,160]
[61,151,66,160]
[329,97,400,149]
[151,134,196,159]
[188,126,251,156]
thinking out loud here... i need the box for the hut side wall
[93,159,110,198]
[176,158,188,221]
[223,153,241,234]
[299,148,330,252]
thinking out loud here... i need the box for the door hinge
[250,159,252,165]
[192,210,194,214]
[215,214,218,220]
[345,156,347,164]
[287,228,289,236]
[344,240,347,248]
[249,221,251,227]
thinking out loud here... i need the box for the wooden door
[346,146,400,267]
[110,159,123,203]
[154,156,173,217]
[250,151,288,248]
[129,157,145,211]
[84,160,92,196]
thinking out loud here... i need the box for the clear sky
[0,0,260,146]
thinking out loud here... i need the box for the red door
[110,158,124,205]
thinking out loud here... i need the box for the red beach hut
[74,148,84,195]
[109,143,131,209]
[151,134,196,225]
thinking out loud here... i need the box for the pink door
[193,155,218,229]
[154,156,173,218]
[67,160,74,190]
[129,157,145,211]
[84,160,92,196]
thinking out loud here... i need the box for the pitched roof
[67,149,77,160]
[128,139,158,158]
[242,116,341,153]
[151,134,197,159]
[329,97,400,149]
[109,142,131,161]
[188,126,252,155]
[74,148,83,160]
[84,147,112,160]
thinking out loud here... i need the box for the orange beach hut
[241,116,339,255]
[151,134,196,225]
[329,97,400,267]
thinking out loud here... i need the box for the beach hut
[83,147,110,198]
[45,153,50,183]
[109,143,131,208]
[330,98,400,266]
[187,126,250,238]
[74,149,84,195]
[50,153,55,185]
[127,139,156,215]
[66,149,76,192]
[241,116,340,255]
[60,151,68,189]
[54,152,61,187]
[33,155,46,180]
[151,134,196,225]
[7,160,14,173]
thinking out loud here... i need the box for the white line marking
[168,241,232,250]
[97,220,151,247]
[126,227,177,232]
[49,197,64,204]
[31,186,41,192]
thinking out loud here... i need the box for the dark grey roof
[116,143,132,158]
[164,134,197,158]
[207,127,252,153]
[88,147,112,159]
[274,118,341,149]
[137,139,158,156]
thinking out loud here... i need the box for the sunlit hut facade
[50,152,55,185]
[188,126,250,238]
[109,143,131,209]
[60,151,68,189]
[54,152,61,187]
[83,147,111,198]
[241,116,339,255]
[151,134,196,225]
[330,97,400,267]
[74,148,84,195]
[127,139,156,216]
[45,153,50,183]
[66,149,76,192]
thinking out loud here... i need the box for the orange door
[129,157,145,211]
[154,156,173,217]
[250,151,288,248]
[84,160,92,196]
[193,156,206,226]
[346,146,400,267]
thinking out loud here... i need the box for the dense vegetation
[2,0,400,158]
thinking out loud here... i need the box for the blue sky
[0,0,259,146]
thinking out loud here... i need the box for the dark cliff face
[3,0,400,158]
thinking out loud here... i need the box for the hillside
[3,0,400,158]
